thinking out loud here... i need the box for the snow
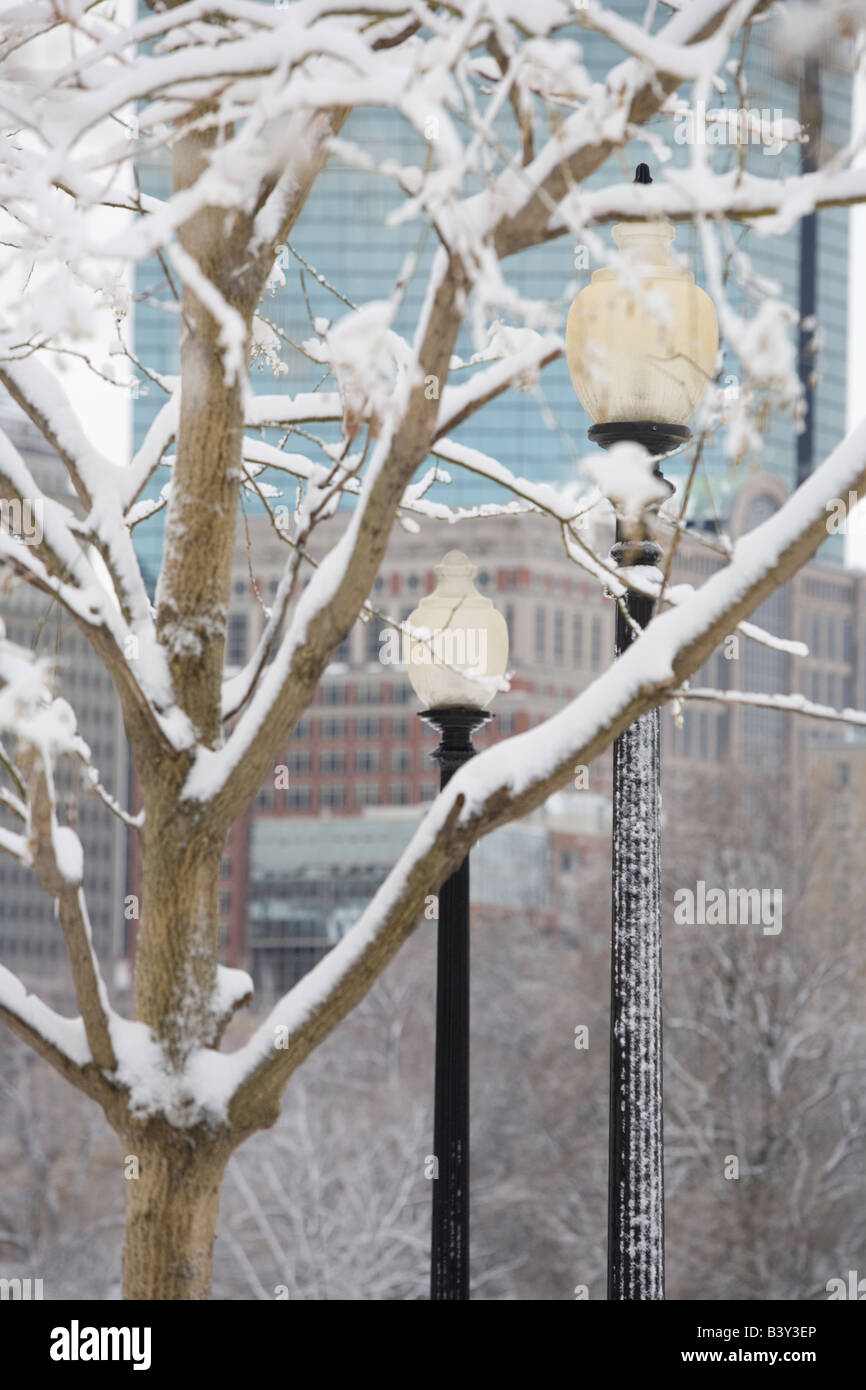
[52,825,84,885]
[581,443,673,522]
[570,165,866,233]
[216,965,254,1016]
[0,965,91,1067]
[167,244,248,386]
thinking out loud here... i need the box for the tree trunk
[122,1130,230,1300]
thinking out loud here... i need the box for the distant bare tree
[663,765,866,1300]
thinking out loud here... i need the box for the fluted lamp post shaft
[566,164,719,1300]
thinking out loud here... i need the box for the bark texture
[122,1127,231,1300]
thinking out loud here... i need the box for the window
[391,718,410,737]
[366,621,382,663]
[228,613,247,666]
[391,748,411,772]
[255,786,275,809]
[835,762,851,789]
[321,718,345,739]
[287,788,311,810]
[572,613,583,664]
[219,891,231,915]
[843,618,853,663]
[553,610,564,664]
[534,606,546,662]
[288,751,311,774]
[293,720,311,740]
[698,712,709,760]
[827,673,837,708]
[827,615,837,662]
[357,783,380,806]
[334,637,351,664]
[389,784,410,805]
[322,684,342,706]
[356,682,380,704]
[319,750,346,774]
[321,786,345,808]
[811,612,821,660]
[358,717,381,738]
[356,749,380,772]
[590,615,602,670]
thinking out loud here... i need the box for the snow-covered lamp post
[407,551,509,1300]
[567,164,718,1301]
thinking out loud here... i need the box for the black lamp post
[566,166,719,1300]
[420,706,491,1301]
[596,435,677,1303]
[405,550,509,1301]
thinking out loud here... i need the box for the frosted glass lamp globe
[405,551,509,710]
[566,218,718,427]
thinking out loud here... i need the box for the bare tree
[663,765,866,1299]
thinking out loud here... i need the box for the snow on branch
[564,166,866,233]
[482,0,752,258]
[123,391,180,515]
[671,687,866,728]
[243,392,343,430]
[0,362,153,631]
[0,639,117,1073]
[575,0,762,83]
[0,964,90,1070]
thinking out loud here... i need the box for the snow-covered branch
[563,165,866,232]
[671,687,866,728]
[0,642,117,1071]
